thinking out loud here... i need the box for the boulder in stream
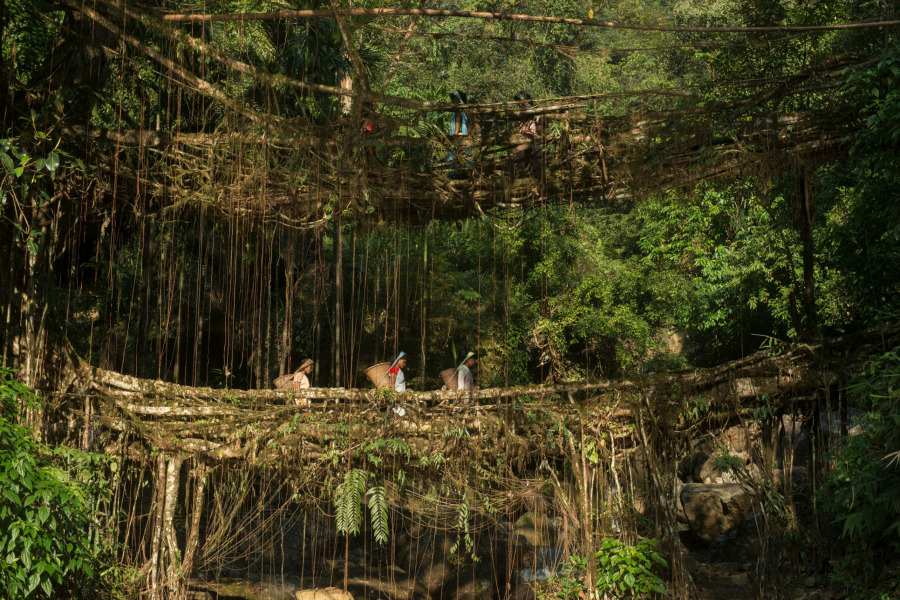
[680,483,754,543]
[295,588,354,600]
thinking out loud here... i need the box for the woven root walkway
[48,323,897,464]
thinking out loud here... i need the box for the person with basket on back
[273,358,315,405]
[389,352,409,392]
[456,352,477,391]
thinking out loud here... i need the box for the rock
[628,446,650,490]
[680,483,754,543]
[684,553,702,575]
[718,425,759,455]
[698,452,751,484]
[345,575,432,600]
[259,576,301,599]
[680,450,710,483]
[518,546,565,584]
[514,512,555,547]
[198,578,297,600]
[675,478,688,523]
[776,414,811,469]
[510,585,536,600]
[720,571,750,587]
[819,408,865,438]
[295,588,354,600]
[773,466,810,491]
[692,563,750,586]
[791,466,809,485]
[453,578,495,600]
[691,562,754,600]
[744,462,764,484]
[709,514,762,564]
[660,327,685,354]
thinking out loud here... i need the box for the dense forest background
[2,0,899,388]
[1,0,899,598]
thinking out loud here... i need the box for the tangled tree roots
[29,324,895,598]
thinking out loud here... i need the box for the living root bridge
[160,7,900,34]
[60,323,897,464]
[44,0,869,225]
[45,324,897,599]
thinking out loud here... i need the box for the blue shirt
[450,113,468,136]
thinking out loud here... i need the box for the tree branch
[160,7,900,34]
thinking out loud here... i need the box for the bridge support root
[146,453,194,599]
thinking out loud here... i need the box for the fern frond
[334,468,368,536]
[367,485,389,545]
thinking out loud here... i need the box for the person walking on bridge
[389,351,408,392]
[447,90,473,172]
[456,351,476,391]
[292,358,314,389]
[289,358,315,406]
[513,91,542,171]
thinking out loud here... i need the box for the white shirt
[291,371,310,406]
[457,364,473,390]
[292,371,310,389]
[393,368,406,392]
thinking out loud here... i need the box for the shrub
[819,350,900,588]
[540,539,667,600]
[595,537,668,599]
[0,368,110,599]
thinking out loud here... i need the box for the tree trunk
[1,229,15,365]
[138,216,154,378]
[181,458,208,589]
[420,225,429,385]
[797,169,818,339]
[0,0,9,128]
[334,217,343,386]
[265,243,274,389]
[340,72,353,115]
[147,453,167,600]
[21,195,62,386]
[145,452,187,599]
[173,268,185,384]
[162,454,185,597]
[280,252,295,376]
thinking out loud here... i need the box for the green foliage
[367,485,389,545]
[333,468,390,545]
[541,539,667,600]
[711,447,742,475]
[540,554,589,600]
[0,132,87,206]
[0,367,31,418]
[814,47,900,329]
[846,46,900,170]
[682,396,711,424]
[334,468,367,537]
[0,369,112,599]
[363,437,412,466]
[819,350,900,588]
[638,183,811,362]
[1,0,63,86]
[447,494,478,565]
[595,538,667,599]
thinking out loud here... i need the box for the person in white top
[513,91,542,170]
[389,352,408,392]
[289,358,314,406]
[456,352,476,391]
[292,359,314,388]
